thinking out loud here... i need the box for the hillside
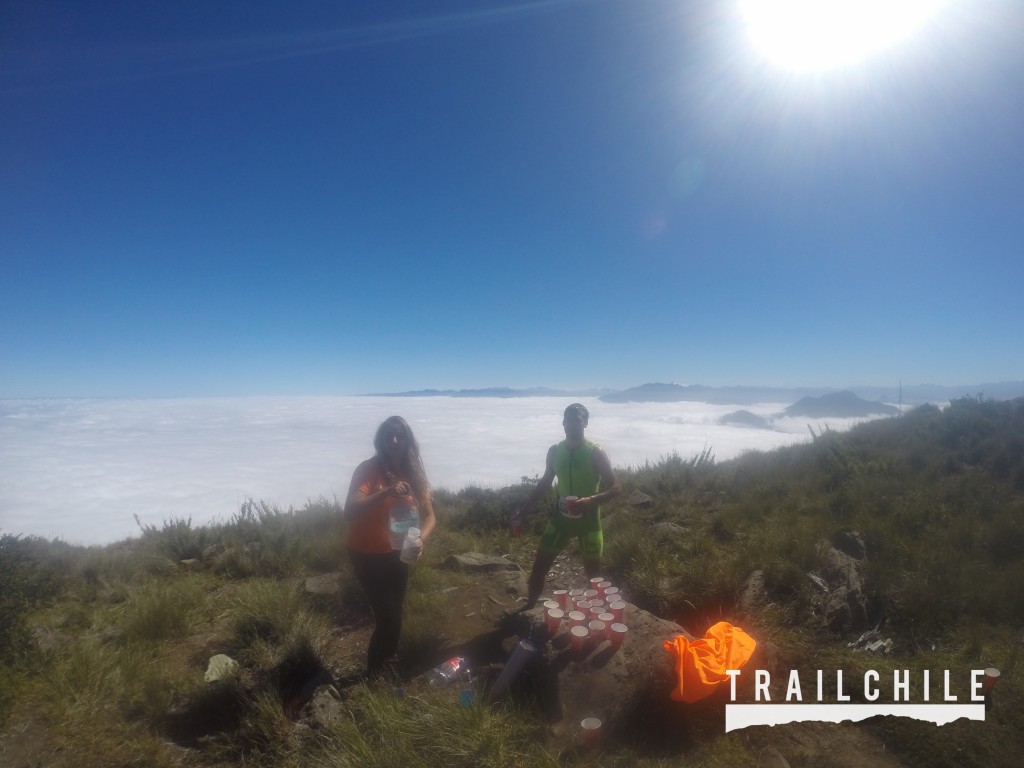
[2,395,1023,767]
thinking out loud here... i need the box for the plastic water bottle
[426,656,470,686]
[389,496,418,550]
[400,526,421,564]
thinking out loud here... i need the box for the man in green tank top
[511,403,622,609]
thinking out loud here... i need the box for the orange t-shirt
[345,458,427,554]
[663,621,757,703]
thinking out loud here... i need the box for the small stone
[204,654,240,683]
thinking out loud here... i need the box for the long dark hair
[373,415,429,504]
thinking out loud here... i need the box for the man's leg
[580,520,605,582]
[526,548,557,609]
[525,517,569,608]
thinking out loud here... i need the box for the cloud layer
[1,396,882,546]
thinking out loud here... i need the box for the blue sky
[3,0,1022,398]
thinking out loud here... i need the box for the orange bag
[663,621,757,703]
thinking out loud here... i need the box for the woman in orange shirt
[345,416,436,677]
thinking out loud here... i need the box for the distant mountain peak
[783,391,899,418]
[366,386,609,398]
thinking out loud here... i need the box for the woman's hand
[387,481,411,497]
[407,536,424,560]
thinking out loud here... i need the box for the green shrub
[206,498,345,579]
[0,534,70,723]
[134,514,209,561]
[121,576,206,644]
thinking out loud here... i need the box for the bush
[0,534,70,722]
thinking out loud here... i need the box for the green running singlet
[539,440,605,557]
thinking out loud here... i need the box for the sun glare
[740,0,948,72]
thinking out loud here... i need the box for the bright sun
[740,0,948,72]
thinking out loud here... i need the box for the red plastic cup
[567,610,587,628]
[583,589,599,601]
[543,599,559,611]
[982,667,1001,693]
[597,580,612,596]
[568,588,584,601]
[589,577,605,588]
[545,608,564,635]
[602,586,620,600]
[553,590,569,610]
[598,611,614,626]
[607,601,626,623]
[581,717,602,747]
[570,625,589,652]
[609,623,628,650]
[588,619,607,642]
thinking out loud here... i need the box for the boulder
[302,684,346,729]
[443,552,528,600]
[627,489,653,507]
[741,532,874,636]
[650,522,687,542]
[832,530,866,561]
[504,601,693,732]
[305,572,343,596]
[816,540,871,634]
[737,569,767,617]
[443,552,524,573]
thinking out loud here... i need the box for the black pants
[349,549,409,675]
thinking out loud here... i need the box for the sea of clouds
[0,396,889,546]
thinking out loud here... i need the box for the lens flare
[740,0,948,72]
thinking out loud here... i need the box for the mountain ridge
[367,381,1024,405]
